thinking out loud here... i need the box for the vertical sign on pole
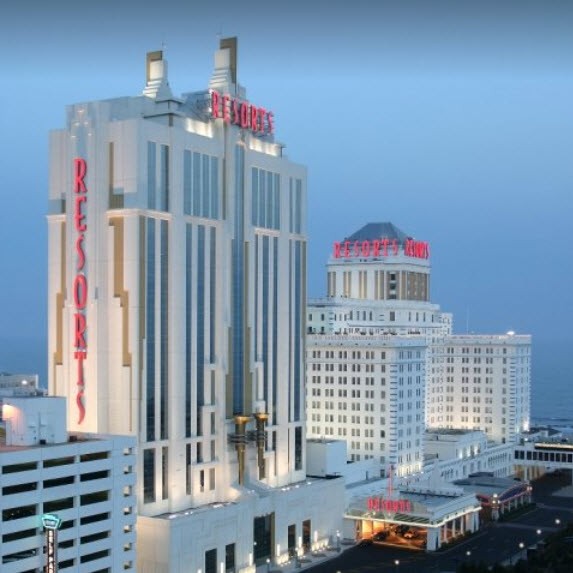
[42,514,62,573]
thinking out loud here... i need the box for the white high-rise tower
[48,39,342,573]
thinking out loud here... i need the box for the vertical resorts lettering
[73,158,88,424]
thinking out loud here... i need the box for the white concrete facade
[306,223,531,483]
[47,39,343,572]
[0,397,136,573]
[307,334,427,476]
[427,334,531,444]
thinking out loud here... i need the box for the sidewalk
[257,542,354,573]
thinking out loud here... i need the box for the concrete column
[427,528,439,552]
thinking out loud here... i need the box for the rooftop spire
[143,50,173,100]
[209,36,238,95]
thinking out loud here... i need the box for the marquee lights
[333,238,430,260]
[73,158,88,424]
[211,89,274,135]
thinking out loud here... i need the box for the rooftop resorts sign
[333,238,430,260]
[211,89,274,135]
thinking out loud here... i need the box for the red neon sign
[211,89,274,135]
[367,497,412,513]
[73,158,88,425]
[333,238,429,260]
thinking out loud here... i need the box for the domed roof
[343,222,409,243]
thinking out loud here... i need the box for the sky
[0,0,572,408]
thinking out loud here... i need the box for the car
[358,538,373,547]
[373,531,388,541]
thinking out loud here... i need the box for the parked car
[373,531,388,541]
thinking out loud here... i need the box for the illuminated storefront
[345,486,481,552]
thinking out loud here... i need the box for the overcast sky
[1,1,572,391]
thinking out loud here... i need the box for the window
[80,471,108,482]
[205,549,217,573]
[44,498,74,512]
[225,543,235,572]
[80,491,109,506]
[80,451,109,462]
[2,461,37,474]
[3,481,38,495]
[143,449,155,503]
[80,513,109,526]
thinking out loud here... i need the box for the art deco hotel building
[48,39,343,573]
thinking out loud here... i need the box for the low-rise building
[1,396,136,572]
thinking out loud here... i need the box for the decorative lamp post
[336,530,341,552]
[266,558,270,573]
[394,559,400,573]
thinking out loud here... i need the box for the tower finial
[143,50,173,100]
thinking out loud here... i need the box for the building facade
[427,334,531,443]
[307,223,531,477]
[307,223,447,476]
[47,39,343,572]
[307,334,427,475]
[0,397,136,573]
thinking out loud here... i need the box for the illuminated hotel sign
[211,89,274,135]
[333,238,430,260]
[43,513,61,573]
[367,497,412,513]
[73,158,88,424]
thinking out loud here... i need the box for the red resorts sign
[211,89,274,135]
[333,238,430,260]
[367,497,412,513]
[73,158,88,424]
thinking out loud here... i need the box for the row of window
[1,451,110,474]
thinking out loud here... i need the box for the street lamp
[266,558,270,573]
[336,530,341,552]
[555,518,561,527]
[466,550,471,559]
[394,559,400,573]
[536,529,542,536]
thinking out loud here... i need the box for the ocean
[531,338,573,427]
